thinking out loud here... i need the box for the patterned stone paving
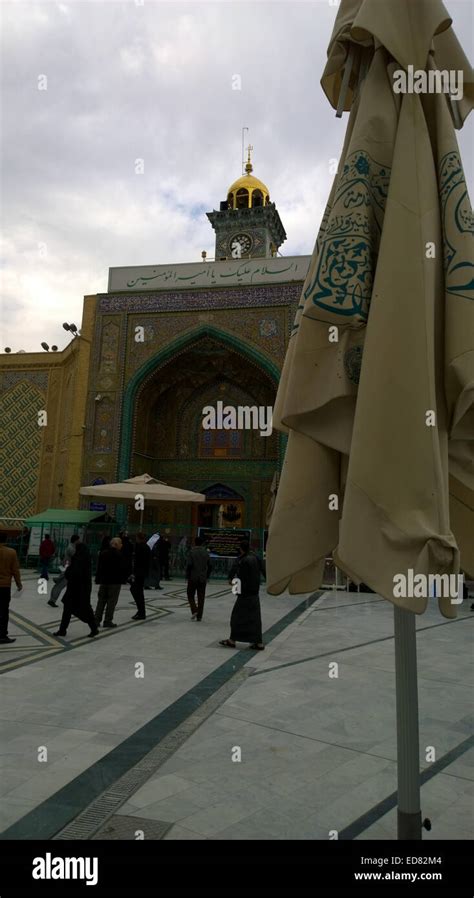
[1,579,472,842]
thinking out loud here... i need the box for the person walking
[186,536,212,622]
[177,536,190,574]
[94,536,125,628]
[39,533,55,580]
[159,534,172,580]
[130,532,151,620]
[20,527,30,563]
[220,541,265,650]
[119,531,134,581]
[48,534,80,607]
[0,531,23,644]
[146,533,163,590]
[53,542,98,638]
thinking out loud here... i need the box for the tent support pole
[394,605,422,840]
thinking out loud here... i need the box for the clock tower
[207,146,286,260]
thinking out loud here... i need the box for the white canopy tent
[79,474,205,526]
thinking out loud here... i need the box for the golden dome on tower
[226,146,270,210]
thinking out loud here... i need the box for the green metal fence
[1,518,358,588]
[0,519,266,581]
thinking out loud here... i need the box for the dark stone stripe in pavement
[251,634,395,677]
[0,591,323,841]
[252,610,474,678]
[8,610,68,649]
[56,669,249,840]
[0,609,173,676]
[339,734,474,840]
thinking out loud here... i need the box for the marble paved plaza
[0,574,472,841]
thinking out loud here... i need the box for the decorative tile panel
[100,282,301,313]
[0,370,48,395]
[0,382,44,518]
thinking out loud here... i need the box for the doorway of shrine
[194,483,245,529]
[129,332,279,533]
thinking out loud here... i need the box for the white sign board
[28,524,86,556]
[108,256,311,293]
[28,527,43,555]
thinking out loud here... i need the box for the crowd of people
[0,530,266,650]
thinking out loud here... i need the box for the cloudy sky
[1,0,472,352]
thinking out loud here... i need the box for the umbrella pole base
[397,809,422,840]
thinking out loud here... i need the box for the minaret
[207,146,286,260]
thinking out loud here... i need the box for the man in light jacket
[0,531,23,644]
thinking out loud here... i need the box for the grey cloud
[1,0,472,351]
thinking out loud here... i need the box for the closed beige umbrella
[267,0,473,838]
[267,0,473,613]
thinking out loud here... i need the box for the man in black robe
[220,541,265,650]
[54,542,98,638]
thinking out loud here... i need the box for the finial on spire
[245,144,254,174]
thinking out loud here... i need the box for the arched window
[265,195,270,205]
[227,193,234,209]
[236,188,249,209]
[252,189,263,207]
[200,428,243,458]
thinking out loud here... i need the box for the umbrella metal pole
[394,605,422,840]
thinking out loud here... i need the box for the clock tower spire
[207,146,286,260]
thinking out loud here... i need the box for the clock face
[229,233,252,257]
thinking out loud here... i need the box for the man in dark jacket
[186,536,212,621]
[130,532,151,620]
[94,537,126,628]
[220,541,265,650]
[119,531,134,580]
[159,534,171,580]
